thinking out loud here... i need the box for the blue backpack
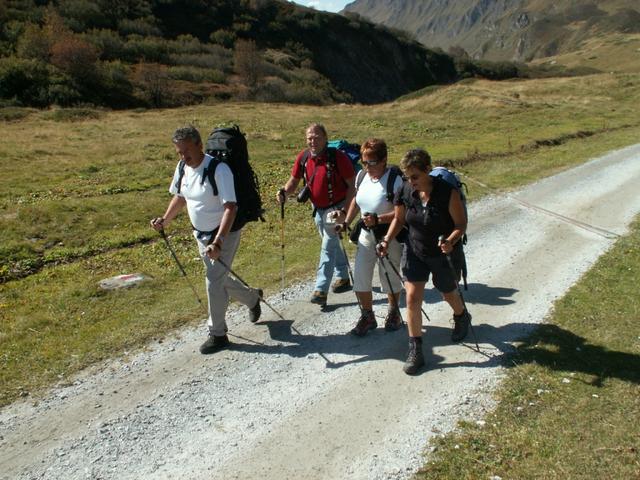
[327,139,362,174]
[429,166,469,289]
[429,167,468,222]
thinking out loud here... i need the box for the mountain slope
[0,0,458,107]
[343,0,640,67]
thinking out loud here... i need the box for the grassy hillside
[0,0,458,107]
[1,72,640,406]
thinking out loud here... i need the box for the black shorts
[401,245,463,294]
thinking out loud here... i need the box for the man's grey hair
[172,125,202,145]
[306,123,327,138]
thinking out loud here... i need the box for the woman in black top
[378,148,471,375]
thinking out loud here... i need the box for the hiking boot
[451,309,471,342]
[249,289,263,323]
[310,290,327,306]
[350,310,377,336]
[199,334,230,355]
[384,308,403,332]
[403,338,425,375]
[331,278,352,294]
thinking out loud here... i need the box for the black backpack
[176,125,265,232]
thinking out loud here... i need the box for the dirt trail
[2,144,640,480]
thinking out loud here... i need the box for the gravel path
[2,144,640,480]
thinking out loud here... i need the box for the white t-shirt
[169,154,236,232]
[355,168,403,216]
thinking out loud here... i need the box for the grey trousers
[195,229,260,336]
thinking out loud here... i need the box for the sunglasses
[361,160,380,166]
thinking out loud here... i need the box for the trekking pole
[216,256,334,366]
[380,254,430,322]
[214,257,287,322]
[338,232,364,313]
[279,190,286,303]
[438,235,480,352]
[159,229,206,312]
[376,256,404,324]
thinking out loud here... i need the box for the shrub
[97,60,134,107]
[166,52,232,72]
[117,17,162,37]
[56,0,105,31]
[0,57,52,107]
[123,35,168,63]
[47,75,83,107]
[0,107,36,121]
[133,62,170,107]
[210,29,236,49]
[16,23,51,61]
[50,35,100,80]
[167,34,203,54]
[234,39,263,87]
[253,77,287,103]
[167,65,225,83]
[84,28,125,60]
[42,107,104,122]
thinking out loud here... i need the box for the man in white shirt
[151,126,262,354]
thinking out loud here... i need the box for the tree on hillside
[233,38,263,88]
[134,62,169,107]
[50,36,100,81]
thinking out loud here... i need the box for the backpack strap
[385,166,401,202]
[300,150,311,186]
[202,154,220,196]
[175,160,186,194]
[355,169,366,191]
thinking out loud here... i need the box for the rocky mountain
[343,0,640,63]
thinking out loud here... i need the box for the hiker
[150,125,262,354]
[377,148,471,375]
[335,138,404,336]
[276,123,356,306]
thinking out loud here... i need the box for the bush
[97,60,134,107]
[167,65,225,83]
[0,57,52,107]
[117,17,161,37]
[167,52,232,71]
[123,35,168,63]
[50,35,100,80]
[0,107,36,121]
[57,0,105,31]
[16,23,51,61]
[253,77,288,102]
[133,62,170,107]
[46,74,83,107]
[84,28,125,60]
[167,34,203,54]
[286,80,332,105]
[210,29,236,48]
[42,107,104,122]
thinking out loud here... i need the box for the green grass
[417,218,640,480]
[1,73,640,406]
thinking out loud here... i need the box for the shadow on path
[230,316,640,383]
[421,282,518,307]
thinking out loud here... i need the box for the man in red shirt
[277,123,356,306]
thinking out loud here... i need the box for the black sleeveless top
[394,177,459,259]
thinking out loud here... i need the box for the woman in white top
[336,138,404,336]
